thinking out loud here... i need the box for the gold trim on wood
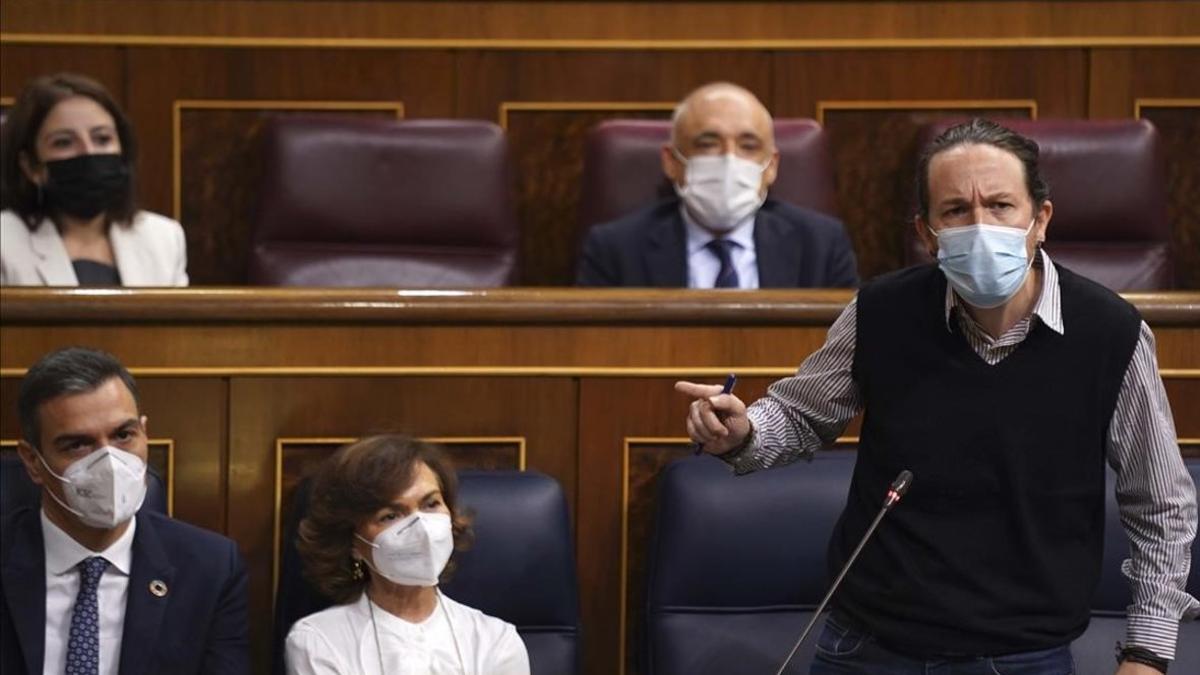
[1179,438,1200,447]
[171,99,405,220]
[0,438,175,516]
[3,366,1199,379]
[0,97,14,107]
[271,435,527,607]
[816,99,1039,126]
[3,33,1200,51]
[498,101,676,130]
[1134,98,1200,117]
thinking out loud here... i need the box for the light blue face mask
[929,219,1036,309]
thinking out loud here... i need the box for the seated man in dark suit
[577,82,858,288]
[1,347,248,674]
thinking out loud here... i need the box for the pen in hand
[694,373,737,456]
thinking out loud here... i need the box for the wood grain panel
[225,376,576,672]
[1165,378,1200,446]
[1088,48,1200,118]
[1138,104,1200,290]
[3,1,1197,42]
[774,49,1087,122]
[0,44,125,104]
[123,47,455,230]
[820,104,1036,281]
[177,104,402,285]
[504,106,673,285]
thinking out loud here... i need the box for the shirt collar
[681,204,757,256]
[41,508,137,577]
[942,248,1064,335]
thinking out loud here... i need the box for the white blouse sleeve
[284,622,349,675]
[487,623,531,675]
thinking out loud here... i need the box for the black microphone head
[890,470,913,497]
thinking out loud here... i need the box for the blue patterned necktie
[65,556,108,675]
[706,239,740,288]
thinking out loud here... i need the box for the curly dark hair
[0,72,139,229]
[296,435,473,603]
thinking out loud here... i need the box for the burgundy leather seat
[907,119,1173,291]
[250,117,518,287]
[576,118,838,236]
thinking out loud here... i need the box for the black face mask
[42,154,130,220]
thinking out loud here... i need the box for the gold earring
[351,558,365,581]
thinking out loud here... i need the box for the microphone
[773,470,913,675]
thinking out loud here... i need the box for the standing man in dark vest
[676,119,1197,674]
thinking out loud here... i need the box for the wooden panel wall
[2,289,1199,675]
[2,1,1198,287]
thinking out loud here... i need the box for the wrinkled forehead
[927,143,1028,200]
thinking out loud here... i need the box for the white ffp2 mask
[357,511,454,587]
[673,149,769,232]
[37,445,147,529]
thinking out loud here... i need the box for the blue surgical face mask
[929,219,1037,309]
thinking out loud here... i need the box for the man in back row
[1,347,248,674]
[577,82,859,289]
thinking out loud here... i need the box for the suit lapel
[753,207,799,288]
[2,510,48,675]
[118,516,175,675]
[643,209,688,287]
[29,220,78,286]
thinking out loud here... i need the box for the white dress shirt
[285,590,530,675]
[681,207,759,289]
[42,510,136,675]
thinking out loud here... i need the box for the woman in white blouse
[0,73,187,287]
[285,435,530,675]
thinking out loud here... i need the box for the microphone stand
[773,470,912,675]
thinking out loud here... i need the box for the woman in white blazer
[0,73,188,286]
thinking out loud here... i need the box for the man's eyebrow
[936,196,971,206]
[51,432,94,447]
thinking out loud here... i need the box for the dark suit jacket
[576,197,859,287]
[0,508,249,675]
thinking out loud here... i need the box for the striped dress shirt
[733,251,1200,659]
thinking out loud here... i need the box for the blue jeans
[810,614,1074,675]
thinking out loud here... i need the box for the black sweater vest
[836,263,1141,656]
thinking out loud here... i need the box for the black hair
[17,347,140,448]
[916,118,1050,221]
